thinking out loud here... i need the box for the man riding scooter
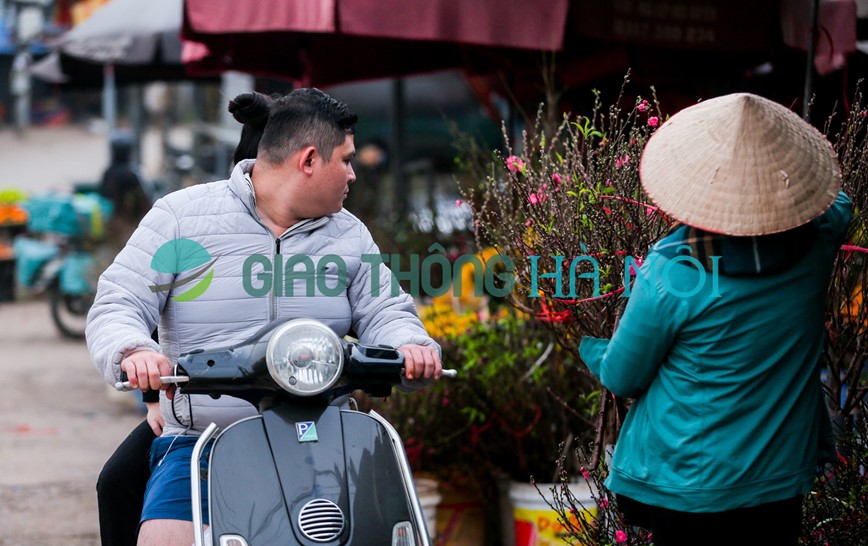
[93,92,270,546]
[87,88,442,546]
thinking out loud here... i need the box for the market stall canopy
[184,0,563,48]
[180,0,792,112]
[181,0,570,86]
[30,0,190,87]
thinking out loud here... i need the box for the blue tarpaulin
[0,16,50,55]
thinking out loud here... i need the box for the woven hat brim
[639,93,842,236]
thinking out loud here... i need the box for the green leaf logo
[149,238,217,301]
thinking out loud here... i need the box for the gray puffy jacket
[86,159,438,437]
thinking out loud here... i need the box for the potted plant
[362,245,599,544]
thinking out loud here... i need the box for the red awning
[184,0,567,50]
[185,0,336,34]
[180,0,783,101]
[181,0,570,86]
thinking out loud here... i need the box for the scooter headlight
[266,319,344,396]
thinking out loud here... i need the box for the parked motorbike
[120,318,455,546]
[14,192,112,339]
[43,238,97,339]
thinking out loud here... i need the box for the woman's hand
[145,401,164,436]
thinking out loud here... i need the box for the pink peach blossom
[649,116,659,127]
[506,155,525,172]
[615,530,628,543]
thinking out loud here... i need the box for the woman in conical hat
[579,93,852,545]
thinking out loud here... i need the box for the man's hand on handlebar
[398,344,442,381]
[121,350,176,400]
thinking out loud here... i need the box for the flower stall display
[460,84,672,474]
[457,79,867,545]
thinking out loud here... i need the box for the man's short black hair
[258,88,358,165]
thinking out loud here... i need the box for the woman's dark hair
[228,92,275,164]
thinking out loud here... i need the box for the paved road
[0,126,108,195]
[0,123,169,197]
[0,298,142,546]
[0,123,188,545]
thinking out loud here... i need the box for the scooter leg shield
[339,411,419,543]
[207,417,294,545]
[207,405,422,545]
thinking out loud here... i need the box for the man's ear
[298,146,317,175]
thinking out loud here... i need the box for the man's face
[311,134,356,216]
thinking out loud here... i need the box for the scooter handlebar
[114,375,189,391]
[113,356,455,392]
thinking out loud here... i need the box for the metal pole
[802,0,821,121]
[130,85,146,167]
[103,63,117,135]
[11,1,44,135]
[390,78,407,223]
[11,50,31,134]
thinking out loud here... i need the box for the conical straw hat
[638,93,841,236]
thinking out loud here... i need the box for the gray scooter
[127,318,455,546]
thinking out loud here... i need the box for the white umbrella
[31,0,184,131]
[57,0,182,65]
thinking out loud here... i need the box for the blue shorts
[141,435,213,525]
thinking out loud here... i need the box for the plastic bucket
[434,481,486,545]
[415,477,442,540]
[509,481,597,546]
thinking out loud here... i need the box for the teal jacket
[579,191,852,512]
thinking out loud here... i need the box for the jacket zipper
[271,237,281,321]
[249,205,325,322]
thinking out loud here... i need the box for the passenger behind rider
[86,88,442,546]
